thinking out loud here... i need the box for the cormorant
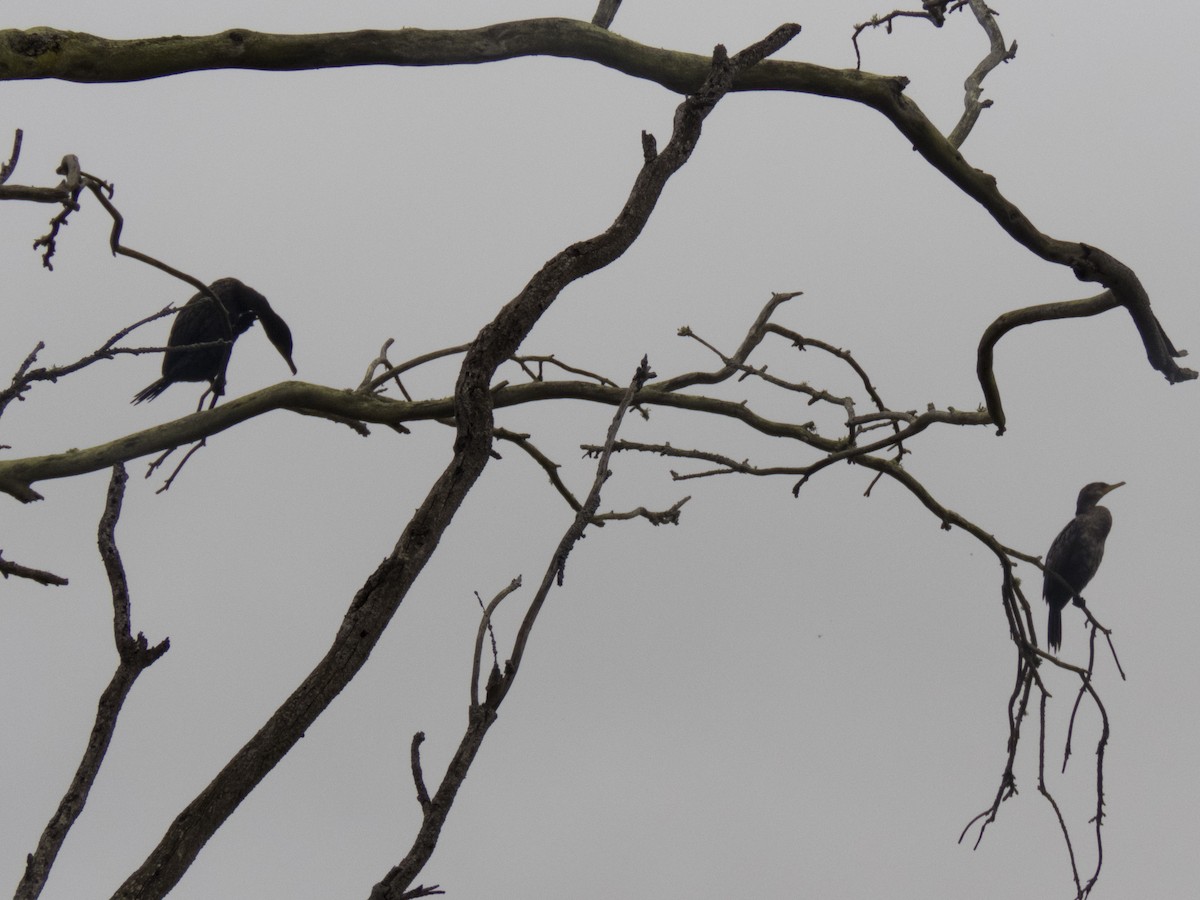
[132,278,296,405]
[1043,481,1124,651]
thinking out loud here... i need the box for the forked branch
[15,466,168,900]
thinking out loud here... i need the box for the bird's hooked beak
[234,283,297,376]
[256,305,298,375]
[1101,481,1126,496]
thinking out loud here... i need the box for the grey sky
[2,2,1197,898]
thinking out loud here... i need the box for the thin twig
[0,306,178,420]
[470,578,522,709]
[364,343,471,394]
[851,1,967,69]
[1037,692,1083,898]
[495,428,586,514]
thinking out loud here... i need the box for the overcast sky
[2,2,1197,898]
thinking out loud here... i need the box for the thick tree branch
[0,369,846,503]
[3,20,1190,393]
[109,29,799,900]
[0,20,820,95]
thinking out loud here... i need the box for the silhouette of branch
[374,356,659,899]
[361,341,471,395]
[396,886,444,899]
[591,495,690,525]
[959,655,1031,848]
[470,578,522,710]
[494,428,585,513]
[2,20,1189,396]
[583,439,809,480]
[977,291,1122,434]
[0,549,68,586]
[0,135,76,213]
[860,454,1111,893]
[852,1,967,69]
[677,323,856,414]
[15,465,168,900]
[510,354,619,387]
[409,733,430,814]
[114,29,800,898]
[1037,691,1084,898]
[507,356,654,697]
[0,306,177,421]
[29,155,84,269]
[0,280,995,502]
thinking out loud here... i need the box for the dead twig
[0,549,68,586]
[852,1,968,69]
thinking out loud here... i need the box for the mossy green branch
[0,377,850,503]
[0,18,888,99]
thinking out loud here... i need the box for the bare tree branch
[409,732,431,814]
[977,291,1122,434]
[509,354,619,387]
[110,30,801,899]
[469,578,521,711]
[852,1,967,69]
[494,428,586,513]
[3,20,1189,394]
[947,0,1018,147]
[362,343,471,395]
[591,495,690,525]
[0,549,68,586]
[372,356,658,899]
[15,465,168,900]
[0,306,177,421]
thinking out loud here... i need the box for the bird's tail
[131,378,169,404]
[1047,606,1063,651]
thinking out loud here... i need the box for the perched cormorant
[132,278,296,405]
[1043,481,1124,651]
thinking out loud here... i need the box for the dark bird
[1043,481,1124,651]
[132,278,296,406]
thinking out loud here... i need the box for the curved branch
[977,291,1121,433]
[2,20,1190,392]
[0,127,21,183]
[946,0,1017,148]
